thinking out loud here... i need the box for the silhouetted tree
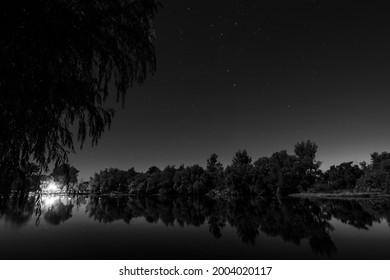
[206,153,224,190]
[325,162,363,190]
[253,157,274,196]
[147,166,161,175]
[225,150,255,195]
[89,167,129,193]
[206,154,224,173]
[4,162,42,192]
[294,140,321,191]
[50,163,79,189]
[128,173,149,194]
[146,166,162,194]
[174,165,208,195]
[356,152,390,193]
[371,152,390,170]
[158,165,176,194]
[86,144,390,196]
[126,168,138,182]
[0,0,161,190]
[269,150,299,196]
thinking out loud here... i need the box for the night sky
[70,1,390,180]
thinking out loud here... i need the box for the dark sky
[70,0,390,180]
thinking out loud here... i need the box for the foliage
[355,152,390,193]
[253,157,274,196]
[253,151,301,196]
[82,142,390,196]
[225,150,255,195]
[128,173,149,194]
[0,0,161,190]
[158,165,176,194]
[324,162,363,190]
[268,150,300,196]
[307,183,331,193]
[89,168,135,193]
[50,164,79,188]
[294,140,322,191]
[85,140,328,196]
[371,152,390,170]
[1,162,42,193]
[173,165,208,195]
[205,153,225,190]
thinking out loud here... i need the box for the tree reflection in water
[42,196,74,225]
[0,192,35,227]
[84,196,390,257]
[0,193,85,226]
[2,193,390,258]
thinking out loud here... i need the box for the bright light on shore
[41,179,62,193]
[46,181,60,192]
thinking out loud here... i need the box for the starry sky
[70,0,390,180]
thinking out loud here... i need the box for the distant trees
[0,0,161,190]
[310,152,390,194]
[90,168,136,193]
[157,165,176,194]
[86,141,322,196]
[253,157,273,196]
[206,154,224,190]
[145,166,162,194]
[294,140,321,192]
[174,165,208,195]
[50,164,79,189]
[85,141,390,196]
[254,148,311,196]
[86,142,287,196]
[356,152,390,193]
[128,173,148,195]
[225,150,255,195]
[268,150,299,196]
[324,162,363,190]
[371,152,390,170]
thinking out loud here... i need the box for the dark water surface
[1,194,390,259]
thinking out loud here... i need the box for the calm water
[1,193,390,259]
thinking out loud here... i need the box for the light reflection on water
[0,194,390,259]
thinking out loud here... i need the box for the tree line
[5,140,390,196]
[88,140,390,196]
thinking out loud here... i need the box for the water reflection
[42,196,74,225]
[0,193,35,227]
[1,194,390,258]
[86,196,332,248]
[85,196,390,258]
[0,193,82,226]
